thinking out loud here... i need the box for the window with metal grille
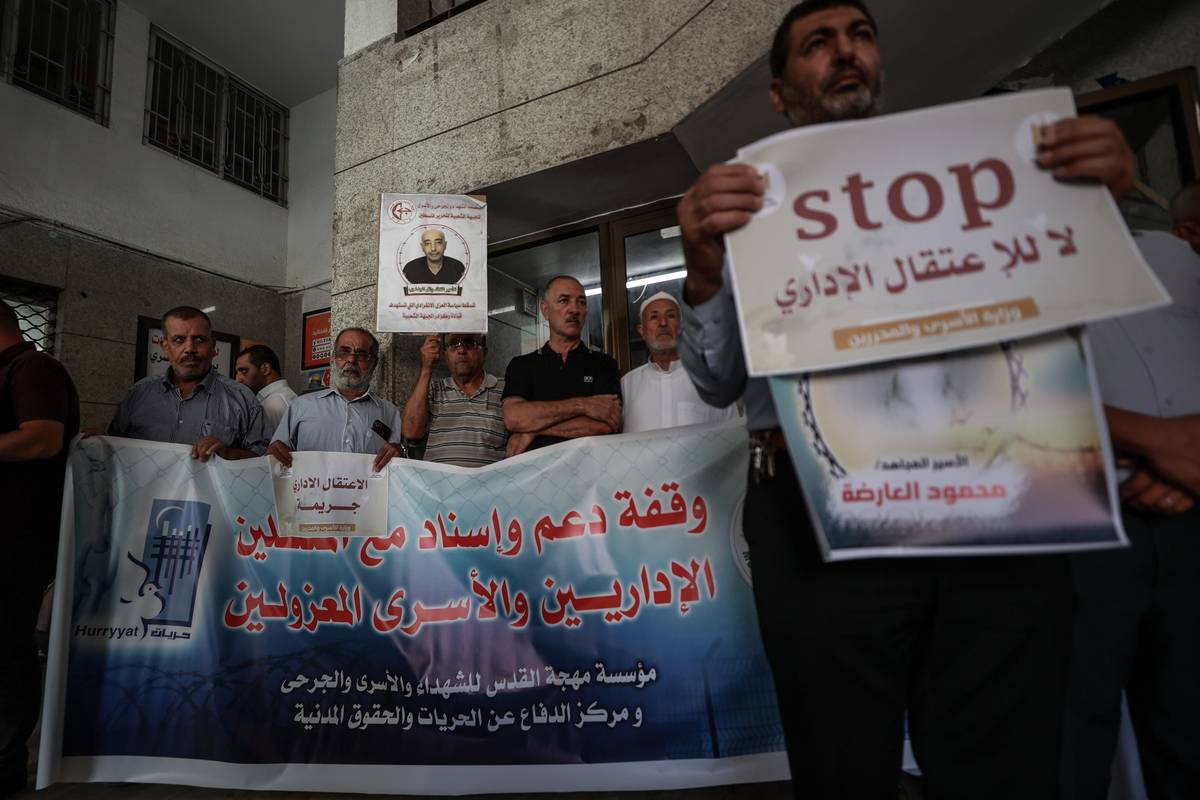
[143,27,288,206]
[223,79,288,203]
[0,0,115,125]
[144,29,222,172]
[0,281,58,354]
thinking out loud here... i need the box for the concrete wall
[0,0,289,286]
[283,88,336,395]
[287,88,338,290]
[0,217,286,430]
[345,0,397,57]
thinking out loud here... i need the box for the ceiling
[122,0,345,108]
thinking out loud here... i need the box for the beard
[332,359,375,392]
[646,335,678,355]
[779,66,881,127]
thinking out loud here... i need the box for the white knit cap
[639,290,680,318]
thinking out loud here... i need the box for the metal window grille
[223,78,288,204]
[142,27,288,206]
[143,28,223,172]
[1,0,114,125]
[0,281,58,354]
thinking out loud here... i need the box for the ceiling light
[626,269,687,289]
[200,306,216,313]
[582,268,687,298]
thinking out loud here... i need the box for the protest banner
[38,424,786,794]
[770,330,1126,560]
[727,88,1168,375]
[377,194,488,333]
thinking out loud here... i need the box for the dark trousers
[0,540,52,790]
[1062,508,1200,800]
[747,458,1073,800]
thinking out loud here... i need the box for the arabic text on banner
[770,330,1127,560]
[376,194,488,333]
[38,424,786,795]
[727,89,1168,375]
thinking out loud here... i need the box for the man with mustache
[109,306,267,460]
[675,1,1136,797]
[502,275,622,455]
[401,333,508,466]
[268,327,405,473]
[621,291,738,433]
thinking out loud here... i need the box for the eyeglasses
[334,348,375,362]
[444,339,482,352]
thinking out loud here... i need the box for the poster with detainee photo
[376,193,488,333]
[771,329,1127,560]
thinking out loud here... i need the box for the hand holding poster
[376,194,488,333]
[727,89,1168,375]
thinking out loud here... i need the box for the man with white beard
[268,328,405,472]
[620,291,739,433]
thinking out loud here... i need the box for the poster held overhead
[377,194,488,334]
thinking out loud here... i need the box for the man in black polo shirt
[0,302,79,796]
[502,274,621,455]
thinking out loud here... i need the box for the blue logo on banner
[138,499,212,627]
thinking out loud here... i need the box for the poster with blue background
[38,422,786,794]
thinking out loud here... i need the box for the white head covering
[639,290,680,319]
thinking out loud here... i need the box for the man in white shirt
[621,291,738,433]
[235,344,297,433]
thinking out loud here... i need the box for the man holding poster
[676,1,1142,797]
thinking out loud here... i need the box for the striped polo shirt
[424,373,508,467]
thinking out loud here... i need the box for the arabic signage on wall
[301,308,332,370]
[726,88,1168,375]
[38,424,786,794]
[376,194,488,334]
[771,330,1126,560]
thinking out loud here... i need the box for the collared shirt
[424,372,508,467]
[502,341,622,450]
[257,378,297,434]
[678,260,777,430]
[109,367,268,454]
[1089,230,1200,416]
[0,341,79,539]
[621,358,741,433]
[273,387,404,454]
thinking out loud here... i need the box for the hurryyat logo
[134,499,213,628]
[74,499,213,643]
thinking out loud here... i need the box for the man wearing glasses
[268,328,405,473]
[401,333,507,466]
